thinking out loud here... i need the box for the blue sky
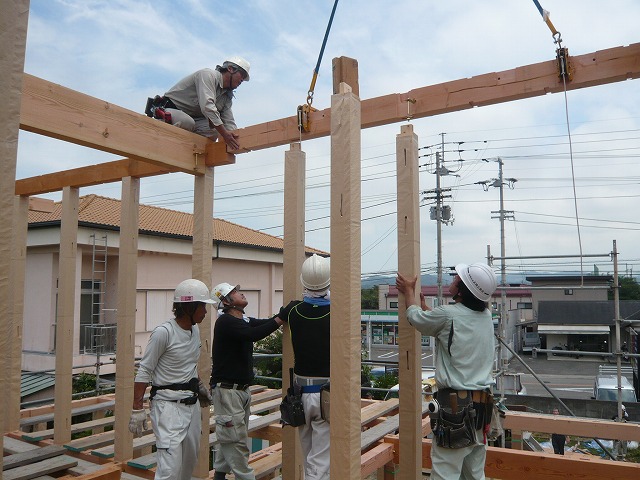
[18,0,640,280]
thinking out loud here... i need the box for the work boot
[213,472,227,480]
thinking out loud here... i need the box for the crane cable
[297,0,340,134]
[531,1,584,281]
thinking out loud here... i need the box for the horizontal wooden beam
[384,436,640,480]
[503,410,640,441]
[233,42,640,157]
[19,74,235,175]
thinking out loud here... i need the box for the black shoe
[213,472,227,480]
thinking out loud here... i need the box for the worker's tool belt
[144,95,177,123]
[431,388,494,449]
[150,377,199,402]
[320,382,330,423]
[215,382,250,390]
[280,368,306,427]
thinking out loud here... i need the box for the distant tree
[253,330,283,388]
[608,276,640,300]
[362,286,379,309]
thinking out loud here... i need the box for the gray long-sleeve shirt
[164,68,237,130]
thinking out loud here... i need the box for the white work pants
[299,392,330,480]
[150,399,201,480]
[430,429,486,480]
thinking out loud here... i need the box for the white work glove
[198,380,212,408]
[128,409,149,437]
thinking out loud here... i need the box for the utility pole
[476,158,517,392]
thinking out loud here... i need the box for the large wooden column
[114,176,140,462]
[193,167,214,478]
[0,0,30,440]
[53,186,80,444]
[329,80,361,478]
[281,142,306,480]
[396,124,422,479]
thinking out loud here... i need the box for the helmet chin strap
[223,297,245,315]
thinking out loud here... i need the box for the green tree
[253,330,283,388]
[608,276,640,300]
[362,286,379,310]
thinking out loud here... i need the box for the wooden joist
[22,416,115,442]
[3,445,66,470]
[20,400,115,428]
[3,455,78,480]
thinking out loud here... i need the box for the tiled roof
[21,372,56,398]
[28,194,326,254]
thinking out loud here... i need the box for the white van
[592,375,637,402]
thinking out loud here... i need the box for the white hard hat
[300,254,330,291]
[455,263,497,302]
[223,56,250,81]
[212,282,240,304]
[174,279,215,304]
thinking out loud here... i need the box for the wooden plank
[19,74,235,174]
[361,443,394,479]
[3,455,78,480]
[250,398,281,415]
[22,416,115,442]
[361,403,429,452]
[3,445,66,470]
[503,410,640,441]
[4,436,40,455]
[20,401,115,428]
[64,431,116,452]
[250,389,282,405]
[361,399,399,426]
[67,463,122,480]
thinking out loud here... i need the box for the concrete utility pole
[477,158,517,392]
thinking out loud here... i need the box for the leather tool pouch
[280,368,305,427]
[320,382,330,423]
[433,404,477,449]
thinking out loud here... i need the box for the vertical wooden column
[282,142,306,480]
[193,167,214,478]
[329,80,361,478]
[6,196,29,432]
[53,186,79,444]
[396,124,422,479]
[0,0,29,440]
[114,176,140,462]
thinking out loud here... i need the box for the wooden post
[114,176,140,462]
[281,142,306,480]
[332,57,359,97]
[329,80,361,478]
[0,0,29,442]
[193,166,214,478]
[395,124,422,478]
[7,196,29,432]
[53,186,80,444]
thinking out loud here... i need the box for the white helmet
[300,254,330,291]
[174,279,215,304]
[223,56,250,81]
[454,263,497,302]
[212,282,240,304]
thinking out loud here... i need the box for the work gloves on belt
[128,409,149,437]
[198,380,212,408]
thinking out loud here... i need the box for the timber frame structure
[2,2,640,479]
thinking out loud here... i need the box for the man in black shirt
[279,254,331,480]
[210,283,284,480]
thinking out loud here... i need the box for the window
[389,301,398,309]
[517,302,532,309]
[564,289,574,295]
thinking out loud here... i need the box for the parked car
[592,375,637,402]
[385,369,437,401]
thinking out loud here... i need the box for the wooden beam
[503,410,640,441]
[229,43,640,159]
[19,74,235,174]
[385,436,640,480]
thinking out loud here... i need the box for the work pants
[430,429,486,480]
[166,109,218,140]
[212,387,254,480]
[299,392,330,480]
[150,399,201,480]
